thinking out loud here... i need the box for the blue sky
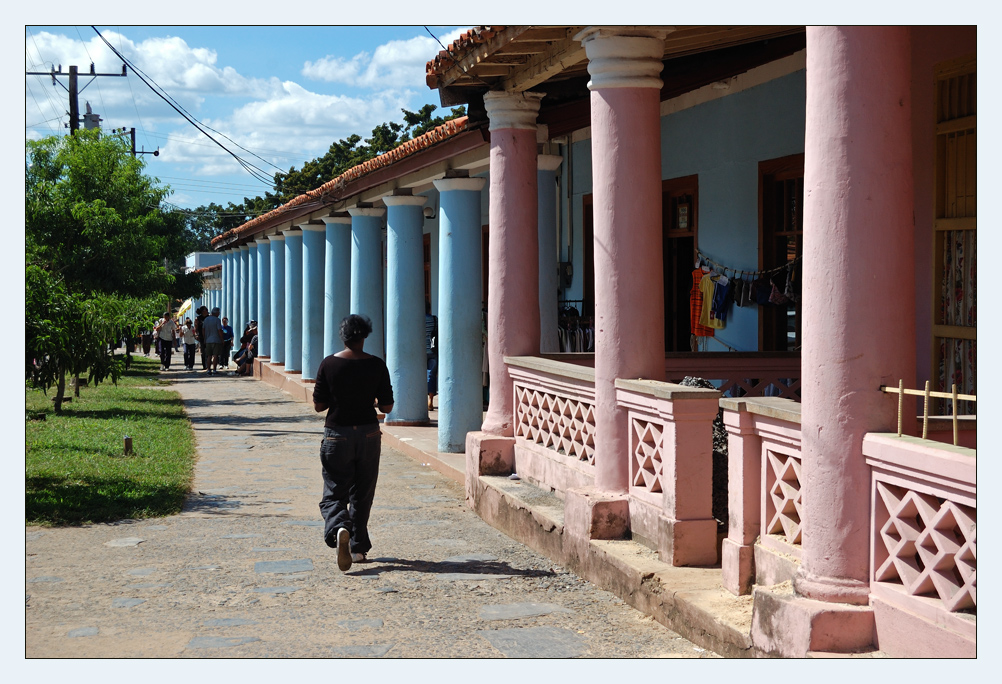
[25,25,470,210]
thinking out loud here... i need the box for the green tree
[26,130,190,410]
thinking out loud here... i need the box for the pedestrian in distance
[200,307,225,375]
[153,311,177,371]
[194,306,209,370]
[426,301,438,411]
[181,318,197,370]
[234,322,258,376]
[220,317,234,367]
[313,314,394,573]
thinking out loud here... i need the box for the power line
[91,26,276,186]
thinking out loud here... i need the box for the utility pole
[110,127,159,158]
[25,62,127,134]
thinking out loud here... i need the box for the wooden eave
[433,25,803,100]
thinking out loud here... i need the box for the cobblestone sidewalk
[25,369,713,658]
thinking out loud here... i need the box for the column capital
[239,243,251,251]
[383,195,427,207]
[348,206,386,218]
[433,177,486,193]
[252,237,269,246]
[483,91,545,131]
[575,26,669,90]
[266,233,286,242]
[321,216,352,225]
[537,154,564,172]
[298,221,325,232]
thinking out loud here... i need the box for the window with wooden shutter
[932,55,976,415]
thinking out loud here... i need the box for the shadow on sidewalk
[344,558,556,579]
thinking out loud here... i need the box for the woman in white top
[153,311,177,371]
[181,318,197,370]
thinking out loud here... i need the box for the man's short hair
[211,307,220,316]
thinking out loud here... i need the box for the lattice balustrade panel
[873,482,976,612]
[764,449,803,545]
[630,417,664,495]
[514,384,596,465]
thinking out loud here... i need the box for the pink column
[579,28,667,493]
[797,27,915,604]
[481,92,543,436]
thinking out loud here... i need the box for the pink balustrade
[863,433,976,656]
[720,397,804,595]
[541,351,802,400]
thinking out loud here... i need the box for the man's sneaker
[336,528,352,571]
[351,552,366,563]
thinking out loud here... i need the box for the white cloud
[302,28,470,89]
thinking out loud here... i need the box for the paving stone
[188,565,221,570]
[252,586,299,594]
[67,627,99,637]
[261,499,291,504]
[427,539,468,548]
[145,525,169,531]
[444,553,499,563]
[337,618,384,631]
[281,520,323,527]
[105,537,145,547]
[398,475,417,479]
[127,567,157,576]
[243,458,263,462]
[128,583,172,589]
[186,636,261,649]
[375,587,398,593]
[26,532,44,541]
[273,506,293,511]
[477,626,588,658]
[416,495,452,503]
[254,559,313,574]
[478,602,574,621]
[437,573,513,581]
[112,598,146,608]
[221,534,263,539]
[26,576,63,583]
[251,548,295,553]
[204,618,259,627]
[330,644,394,657]
[372,505,418,511]
[409,484,436,490]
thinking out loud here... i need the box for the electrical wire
[91,26,276,186]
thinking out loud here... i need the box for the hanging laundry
[710,275,732,325]
[752,277,773,305]
[699,273,726,329]
[690,269,716,337]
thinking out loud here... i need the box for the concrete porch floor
[251,357,882,658]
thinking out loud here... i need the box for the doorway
[663,176,698,352]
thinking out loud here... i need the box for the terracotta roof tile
[210,115,470,248]
[192,264,222,274]
[425,26,504,89]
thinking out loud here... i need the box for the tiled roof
[192,264,221,274]
[210,116,470,248]
[425,26,505,89]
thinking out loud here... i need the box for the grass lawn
[26,355,197,525]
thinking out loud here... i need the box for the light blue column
[433,177,487,452]
[322,216,352,358]
[284,230,303,373]
[239,244,250,337]
[222,250,232,324]
[301,224,326,380]
[268,234,286,365]
[384,195,428,424]
[349,207,386,359]
[538,155,563,352]
[247,242,258,327]
[256,239,271,358]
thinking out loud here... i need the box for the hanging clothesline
[695,248,802,279]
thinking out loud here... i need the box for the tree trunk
[73,372,81,398]
[54,369,66,414]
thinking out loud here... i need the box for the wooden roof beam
[499,34,588,93]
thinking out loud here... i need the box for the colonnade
[217,166,564,453]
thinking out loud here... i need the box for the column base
[656,516,719,567]
[384,419,433,427]
[751,583,875,657]
[565,487,630,542]
[721,538,755,595]
[795,569,871,606]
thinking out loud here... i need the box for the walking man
[313,314,394,572]
[201,307,225,375]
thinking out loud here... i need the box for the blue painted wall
[565,69,806,351]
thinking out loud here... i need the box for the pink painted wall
[799,27,916,604]
[910,26,977,390]
[591,87,666,492]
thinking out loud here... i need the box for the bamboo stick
[922,380,931,440]
[897,379,904,437]
[953,383,959,446]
